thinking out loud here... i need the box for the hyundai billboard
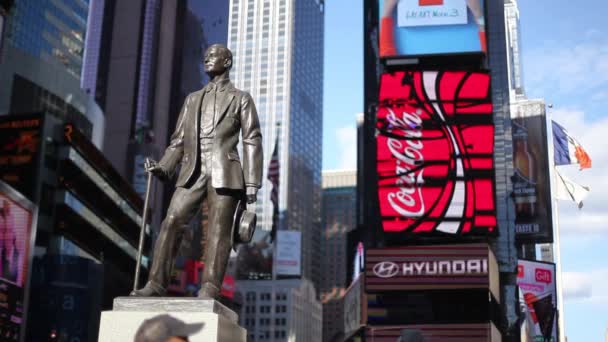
[365,243,499,301]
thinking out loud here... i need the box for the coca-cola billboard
[376,70,496,238]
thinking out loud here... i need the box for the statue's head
[203,44,233,76]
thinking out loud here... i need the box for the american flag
[267,137,279,242]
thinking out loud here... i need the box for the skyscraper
[236,278,322,342]
[97,0,229,223]
[504,0,525,102]
[228,0,325,292]
[0,0,105,145]
[321,170,357,342]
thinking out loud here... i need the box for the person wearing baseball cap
[134,314,204,342]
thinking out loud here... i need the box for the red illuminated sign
[376,71,496,236]
[535,268,552,285]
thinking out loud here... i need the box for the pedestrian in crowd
[134,314,204,342]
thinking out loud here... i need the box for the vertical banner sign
[0,181,37,341]
[275,231,301,276]
[517,260,558,342]
[511,100,553,243]
[376,71,496,239]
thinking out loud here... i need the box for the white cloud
[562,269,608,304]
[335,119,359,170]
[562,271,592,300]
[524,37,608,97]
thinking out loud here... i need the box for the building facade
[228,0,325,288]
[96,0,229,229]
[321,170,357,342]
[0,0,105,145]
[504,0,525,102]
[237,278,323,342]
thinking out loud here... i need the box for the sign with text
[511,100,553,243]
[0,114,44,201]
[398,0,468,27]
[376,71,496,240]
[379,0,487,57]
[517,260,557,342]
[365,243,499,302]
[275,231,301,276]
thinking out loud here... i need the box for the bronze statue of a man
[131,44,262,299]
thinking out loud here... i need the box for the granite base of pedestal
[98,297,246,342]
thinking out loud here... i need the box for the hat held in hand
[232,199,257,250]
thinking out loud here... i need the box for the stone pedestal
[98,297,246,342]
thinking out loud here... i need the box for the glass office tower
[0,0,105,145]
[228,0,324,288]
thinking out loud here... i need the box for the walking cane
[133,158,154,292]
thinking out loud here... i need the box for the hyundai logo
[373,261,400,278]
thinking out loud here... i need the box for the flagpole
[547,104,566,342]
[271,121,281,282]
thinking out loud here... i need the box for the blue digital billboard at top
[379,0,487,57]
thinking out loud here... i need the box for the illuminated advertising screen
[379,0,487,58]
[517,260,558,342]
[0,180,37,341]
[365,243,499,299]
[376,71,495,239]
[511,100,554,243]
[0,115,44,200]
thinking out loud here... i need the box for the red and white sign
[365,243,499,302]
[517,260,557,342]
[376,71,496,236]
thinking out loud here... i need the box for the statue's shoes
[130,282,166,297]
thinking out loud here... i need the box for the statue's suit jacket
[158,81,263,190]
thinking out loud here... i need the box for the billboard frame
[517,258,559,342]
[511,100,554,244]
[374,70,497,243]
[377,0,490,61]
[0,180,39,342]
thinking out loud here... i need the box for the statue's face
[203,46,230,75]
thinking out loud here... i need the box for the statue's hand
[246,186,258,204]
[145,159,167,180]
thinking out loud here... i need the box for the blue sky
[322,0,608,340]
